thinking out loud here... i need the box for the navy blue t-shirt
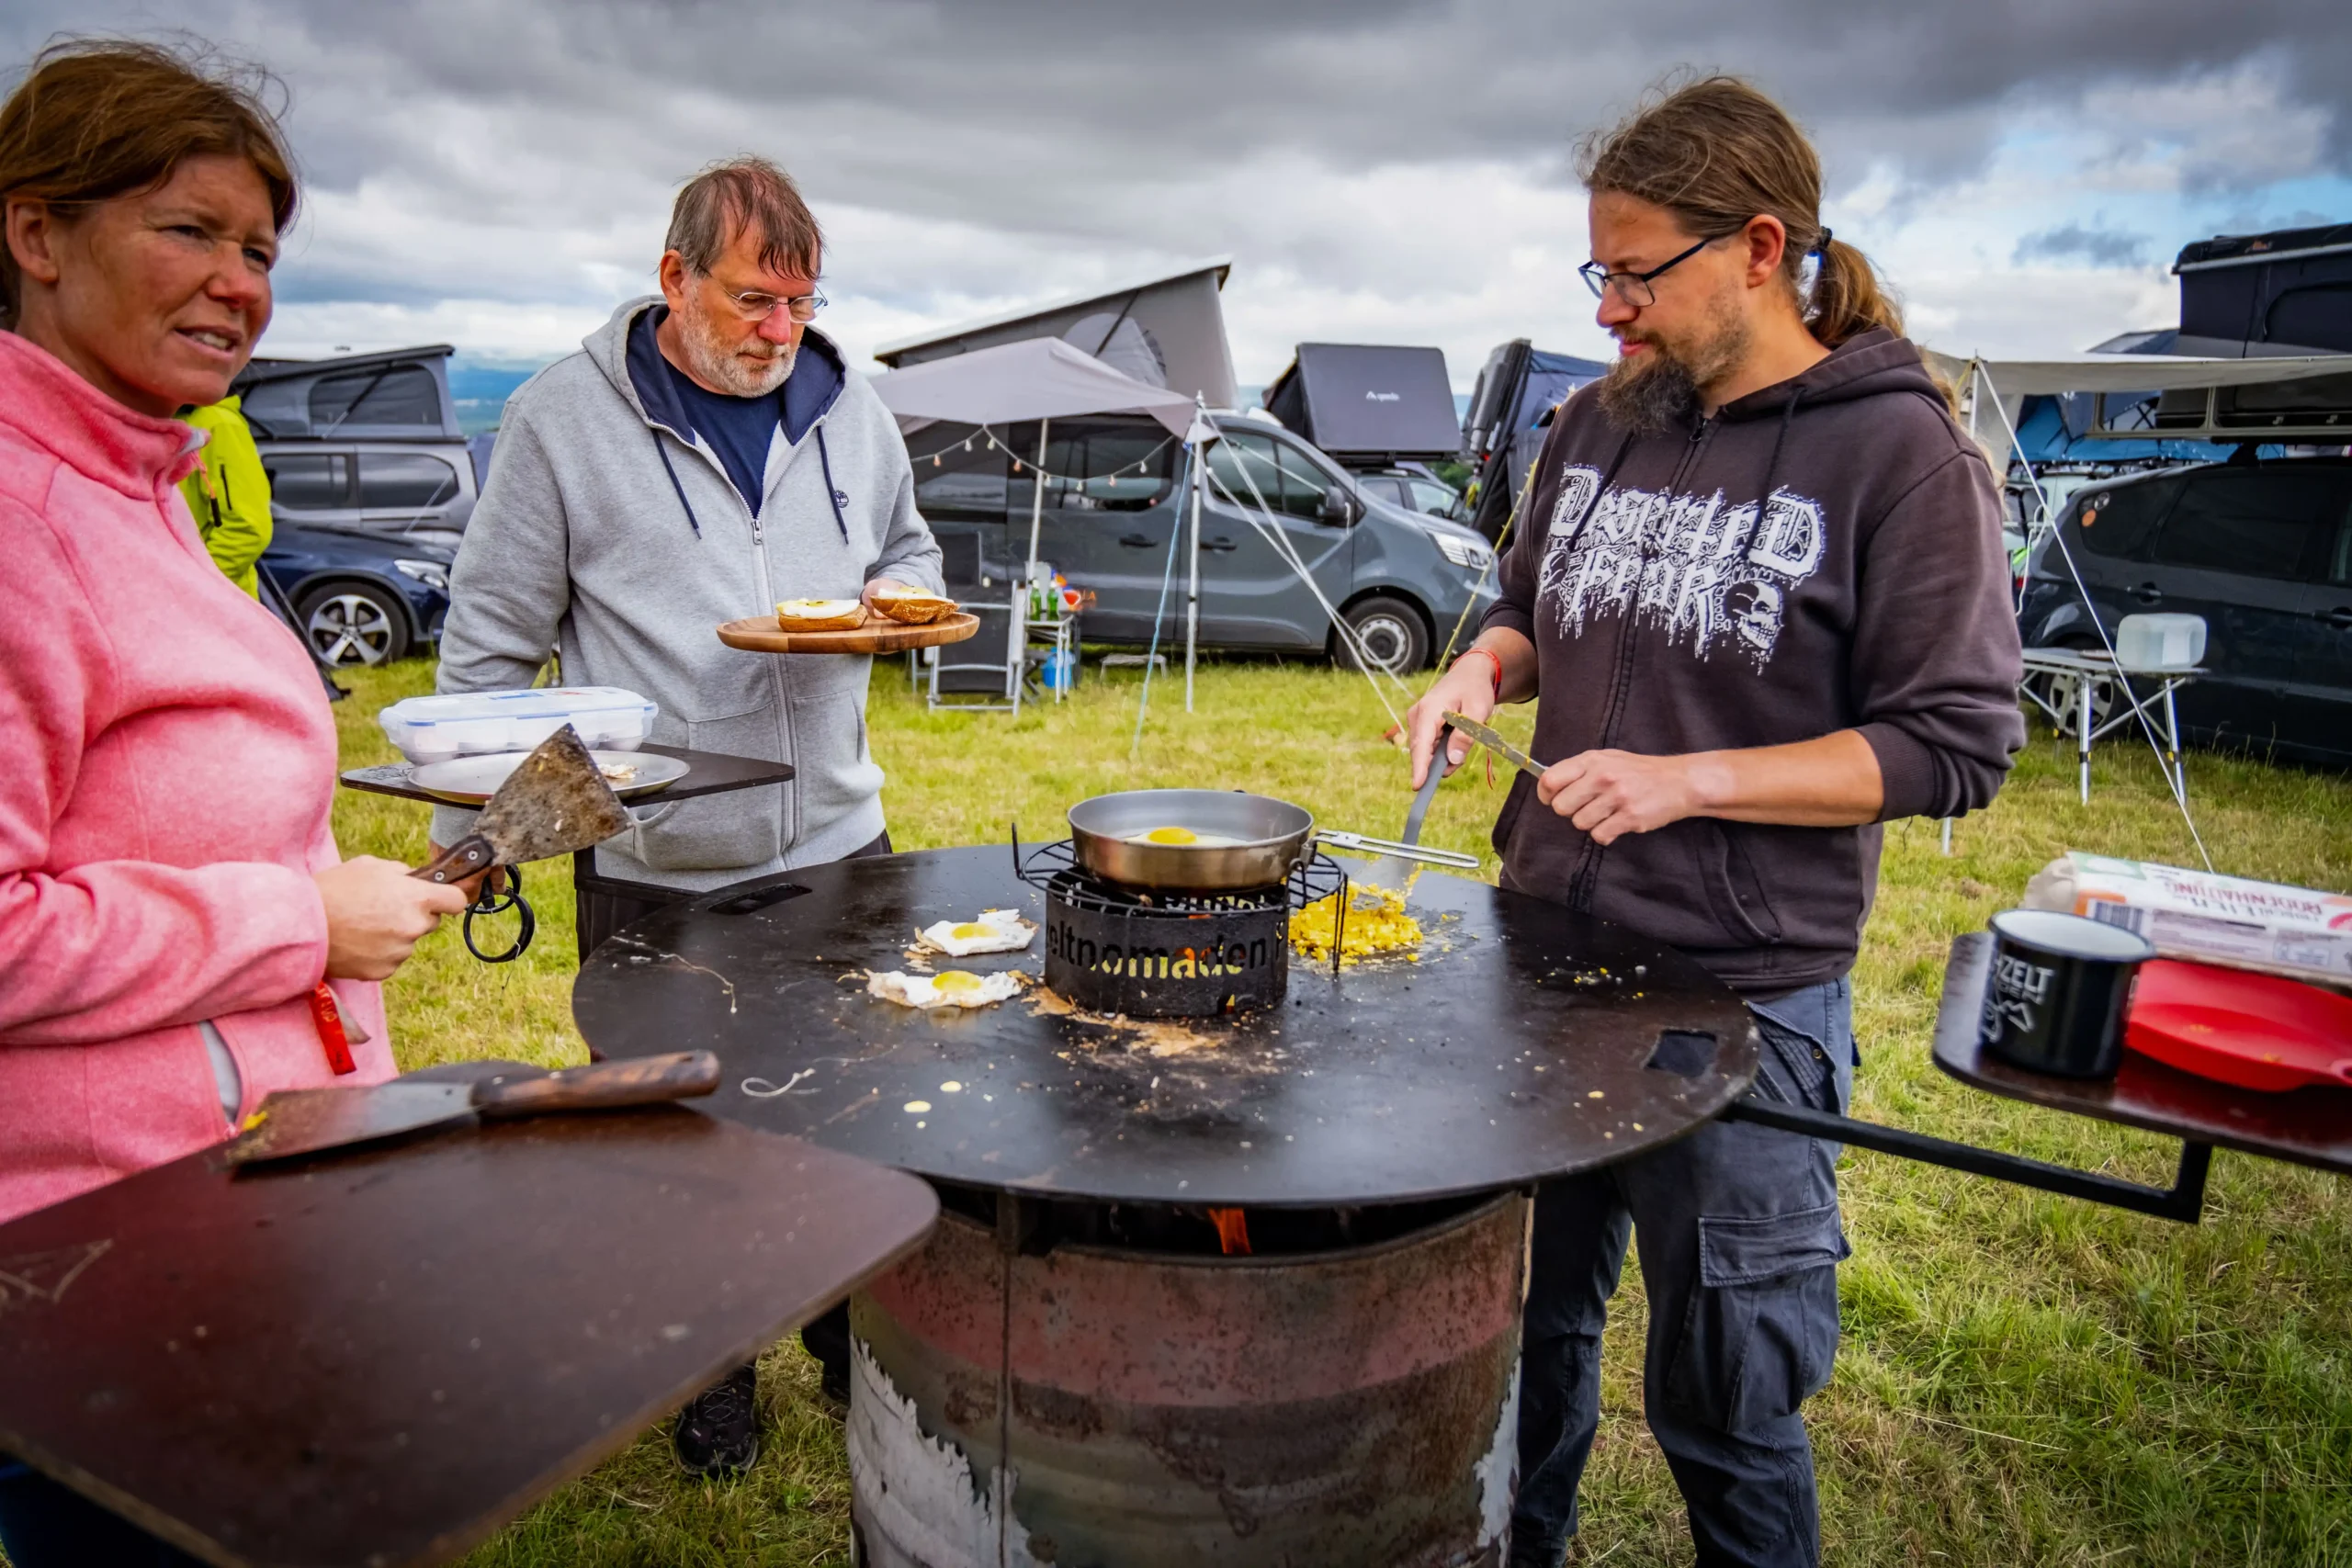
[662,356,782,518]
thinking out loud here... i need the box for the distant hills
[449,360,548,434]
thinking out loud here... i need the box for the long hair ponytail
[1808,236,1905,347]
[1577,74,1908,349]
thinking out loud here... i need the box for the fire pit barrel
[848,1190,1529,1567]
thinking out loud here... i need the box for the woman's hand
[315,857,469,981]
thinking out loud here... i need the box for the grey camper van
[911,412,1498,672]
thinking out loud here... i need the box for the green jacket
[178,396,273,597]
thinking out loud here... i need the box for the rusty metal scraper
[224,1053,724,1166]
[411,722,631,886]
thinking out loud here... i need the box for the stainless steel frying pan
[1068,789,1316,891]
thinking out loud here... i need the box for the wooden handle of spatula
[413,835,495,884]
[472,1052,722,1117]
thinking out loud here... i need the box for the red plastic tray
[2125,959,2352,1092]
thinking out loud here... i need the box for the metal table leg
[2078,671,2093,804]
[2163,679,2185,801]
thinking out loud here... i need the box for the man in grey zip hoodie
[435,159,940,897]
[433,158,940,1476]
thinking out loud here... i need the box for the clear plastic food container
[378,687,658,765]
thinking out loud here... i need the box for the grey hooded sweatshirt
[433,299,943,888]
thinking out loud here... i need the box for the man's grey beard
[678,298,797,397]
[1596,308,1751,437]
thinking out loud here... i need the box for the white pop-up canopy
[872,336,1197,438]
[874,336,1224,715]
[1921,347,2352,396]
[1924,346,2352,454]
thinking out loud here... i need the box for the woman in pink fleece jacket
[0,40,469,1568]
[0,42,469,1231]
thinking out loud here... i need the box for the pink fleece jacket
[0,332,391,1225]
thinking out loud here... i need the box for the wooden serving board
[717,610,979,655]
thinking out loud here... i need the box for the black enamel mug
[1979,908,2158,1078]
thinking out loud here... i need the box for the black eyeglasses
[1578,237,1713,308]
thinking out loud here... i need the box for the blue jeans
[0,1460,207,1568]
[1510,979,1856,1568]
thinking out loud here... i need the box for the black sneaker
[673,1362,760,1476]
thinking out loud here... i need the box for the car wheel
[298,581,410,667]
[2031,641,2120,738]
[1335,595,1430,675]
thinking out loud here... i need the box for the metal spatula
[411,723,632,886]
[1318,722,1483,888]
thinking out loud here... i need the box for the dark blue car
[259,523,451,666]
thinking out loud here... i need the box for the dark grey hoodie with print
[1480,327,2024,996]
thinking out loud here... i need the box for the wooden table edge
[398,1170,938,1568]
[0,1152,938,1568]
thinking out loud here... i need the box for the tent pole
[1025,417,1049,579]
[1185,428,1203,712]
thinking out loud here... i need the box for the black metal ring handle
[462,862,536,964]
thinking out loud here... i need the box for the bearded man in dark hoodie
[1404,78,2024,1568]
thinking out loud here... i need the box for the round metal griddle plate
[406,749,688,803]
[571,846,1759,1207]
[1068,788,1315,891]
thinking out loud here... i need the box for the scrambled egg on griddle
[1290,885,1422,964]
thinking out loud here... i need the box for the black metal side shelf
[1728,931,2352,1223]
[1721,1098,2211,1224]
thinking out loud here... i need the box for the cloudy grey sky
[6,1,2348,384]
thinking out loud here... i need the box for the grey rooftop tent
[875,257,1238,411]
[1260,344,1458,465]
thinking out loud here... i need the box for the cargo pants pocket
[1665,1201,1849,1436]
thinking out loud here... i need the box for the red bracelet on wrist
[1454,649,1503,694]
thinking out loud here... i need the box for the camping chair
[925,533,1034,714]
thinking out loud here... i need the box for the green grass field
[317,654,2352,1568]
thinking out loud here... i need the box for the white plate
[406,750,690,805]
